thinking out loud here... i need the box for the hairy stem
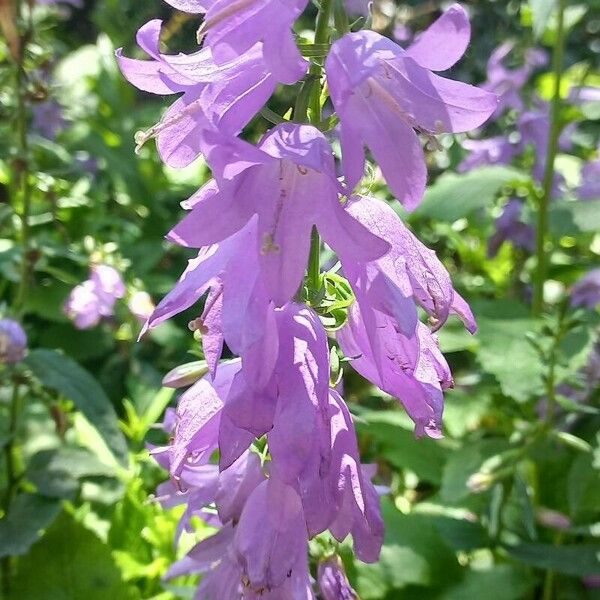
[12,0,32,315]
[306,0,334,293]
[532,0,566,316]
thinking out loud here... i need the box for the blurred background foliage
[0,0,599,598]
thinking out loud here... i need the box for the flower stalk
[306,0,334,295]
[10,0,32,315]
[532,0,567,317]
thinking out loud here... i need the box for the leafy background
[0,0,599,598]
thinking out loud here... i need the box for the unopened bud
[162,361,209,389]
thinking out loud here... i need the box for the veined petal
[383,55,498,133]
[405,3,470,71]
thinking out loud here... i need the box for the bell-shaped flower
[487,198,535,258]
[117,19,276,167]
[483,41,547,118]
[318,556,359,600]
[571,269,600,309]
[578,155,600,201]
[168,123,389,306]
[0,319,27,364]
[326,4,497,210]
[327,391,384,562]
[164,0,308,84]
[338,303,453,439]
[234,478,310,595]
[458,136,518,172]
[326,4,497,209]
[339,195,476,336]
[159,358,240,477]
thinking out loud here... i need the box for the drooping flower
[0,319,27,364]
[578,154,600,201]
[339,194,477,336]
[326,4,497,209]
[518,101,574,186]
[458,135,518,172]
[164,0,308,84]
[571,269,600,309]
[117,20,277,167]
[487,198,535,258]
[338,304,452,438]
[165,123,389,306]
[483,41,547,118]
[317,556,358,600]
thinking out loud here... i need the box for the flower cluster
[64,264,125,329]
[120,2,495,597]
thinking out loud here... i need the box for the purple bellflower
[162,123,389,306]
[0,319,27,364]
[318,556,358,600]
[326,4,497,209]
[578,154,600,201]
[164,0,309,84]
[458,136,518,172]
[487,198,535,258]
[117,20,278,167]
[483,41,547,118]
[571,269,600,310]
[119,0,490,595]
[64,264,125,329]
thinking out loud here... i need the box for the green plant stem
[11,0,32,315]
[542,531,565,600]
[2,381,22,598]
[532,0,566,317]
[306,0,334,293]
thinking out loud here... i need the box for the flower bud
[0,319,27,364]
[317,557,358,600]
[162,361,209,389]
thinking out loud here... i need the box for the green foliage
[25,349,129,466]
[0,1,598,599]
[7,511,140,600]
[0,494,61,558]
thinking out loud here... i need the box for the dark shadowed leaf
[355,499,461,599]
[0,494,61,558]
[25,349,128,466]
[505,542,600,576]
[8,511,139,600]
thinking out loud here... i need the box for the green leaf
[0,494,61,558]
[441,439,509,503]
[437,565,535,600]
[413,167,527,222]
[25,349,128,466]
[27,447,116,499]
[550,199,600,234]
[505,542,600,576]
[568,454,600,520]
[357,412,449,484]
[472,300,543,402]
[355,500,461,599]
[530,0,557,38]
[8,511,139,600]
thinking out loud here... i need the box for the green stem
[11,0,32,315]
[532,0,566,317]
[2,381,21,598]
[305,0,334,294]
[542,531,564,600]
